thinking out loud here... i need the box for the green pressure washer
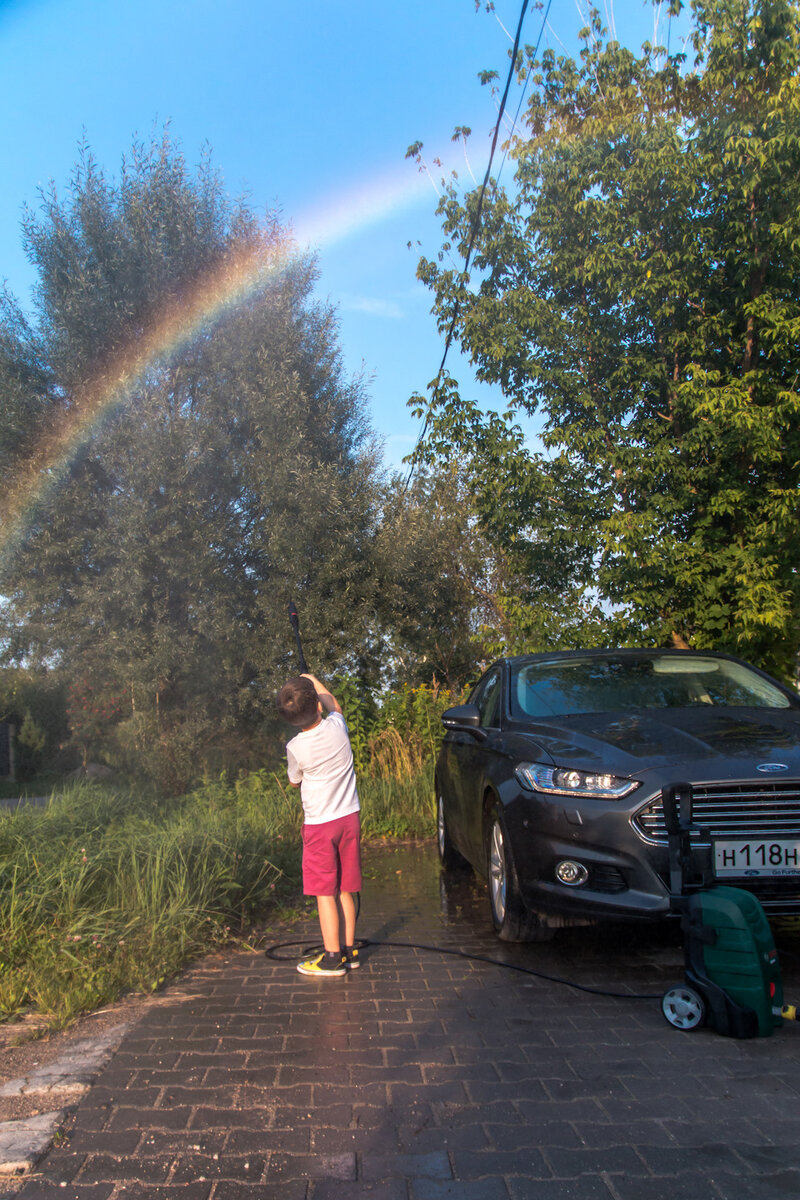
[660,782,792,1038]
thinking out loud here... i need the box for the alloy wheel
[488,819,507,921]
[437,794,447,861]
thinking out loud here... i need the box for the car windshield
[511,655,793,719]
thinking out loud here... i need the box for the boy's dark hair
[277,677,319,727]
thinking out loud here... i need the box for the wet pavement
[6,839,800,1199]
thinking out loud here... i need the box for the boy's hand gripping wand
[288,601,309,675]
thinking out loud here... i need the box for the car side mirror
[441,703,487,740]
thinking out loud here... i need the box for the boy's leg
[316,894,342,953]
[336,813,362,967]
[296,823,346,976]
[339,891,357,948]
[296,893,346,976]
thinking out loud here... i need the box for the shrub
[367,681,462,779]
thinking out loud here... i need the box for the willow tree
[414,0,800,679]
[0,134,379,788]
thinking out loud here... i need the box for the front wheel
[486,808,552,942]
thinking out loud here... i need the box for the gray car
[436,649,800,941]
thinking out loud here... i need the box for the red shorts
[301,811,362,896]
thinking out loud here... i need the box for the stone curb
[0,1111,67,1175]
[0,1024,131,1176]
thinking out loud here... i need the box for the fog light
[555,859,589,887]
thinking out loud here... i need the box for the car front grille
[634,780,800,846]
[740,880,800,914]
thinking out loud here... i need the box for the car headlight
[515,762,640,799]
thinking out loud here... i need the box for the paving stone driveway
[8,840,800,1200]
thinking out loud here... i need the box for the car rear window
[511,656,793,719]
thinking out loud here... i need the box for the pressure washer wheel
[662,984,707,1030]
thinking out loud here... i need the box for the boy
[277,673,362,976]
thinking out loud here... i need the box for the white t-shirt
[286,711,360,825]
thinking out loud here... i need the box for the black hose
[264,936,664,1001]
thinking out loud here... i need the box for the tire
[437,789,468,870]
[662,984,707,1031]
[486,807,552,942]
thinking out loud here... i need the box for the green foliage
[415,0,800,679]
[358,760,435,839]
[331,676,375,775]
[66,669,127,769]
[0,668,68,777]
[373,467,506,688]
[368,681,463,778]
[17,710,46,757]
[477,592,618,660]
[0,132,382,787]
[314,677,462,780]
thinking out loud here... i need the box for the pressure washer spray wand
[287,600,309,675]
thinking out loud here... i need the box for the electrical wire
[402,0,552,495]
[495,0,553,185]
[264,936,665,1001]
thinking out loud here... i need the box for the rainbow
[0,165,428,566]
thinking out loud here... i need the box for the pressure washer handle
[663,782,697,900]
[662,782,694,836]
[288,601,309,674]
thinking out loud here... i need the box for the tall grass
[0,765,434,1028]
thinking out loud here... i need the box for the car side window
[476,669,502,729]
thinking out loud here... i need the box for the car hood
[507,707,800,780]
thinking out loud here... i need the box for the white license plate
[714,839,800,877]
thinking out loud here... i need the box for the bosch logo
[756,762,789,773]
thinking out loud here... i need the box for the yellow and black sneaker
[344,945,360,969]
[296,951,347,977]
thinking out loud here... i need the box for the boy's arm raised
[301,673,342,715]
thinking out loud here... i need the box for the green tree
[373,466,506,689]
[413,0,800,679]
[0,668,68,778]
[0,133,380,789]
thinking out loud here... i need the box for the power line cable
[497,0,553,184]
[402,0,551,493]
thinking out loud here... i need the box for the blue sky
[0,0,684,469]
